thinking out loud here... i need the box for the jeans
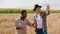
[36,29,48,34]
[43,29,48,34]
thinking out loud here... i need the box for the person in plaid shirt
[32,4,50,34]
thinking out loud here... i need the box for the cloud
[49,0,60,9]
[0,0,60,9]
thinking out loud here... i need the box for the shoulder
[40,12,46,15]
[34,16,36,18]
[16,17,20,20]
[34,15,37,19]
[15,17,20,22]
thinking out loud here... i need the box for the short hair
[21,10,27,15]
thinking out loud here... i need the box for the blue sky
[0,0,60,9]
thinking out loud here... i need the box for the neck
[21,17,25,20]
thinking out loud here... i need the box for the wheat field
[0,13,60,34]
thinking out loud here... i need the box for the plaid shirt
[40,12,50,32]
[34,12,50,32]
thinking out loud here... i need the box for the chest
[18,20,28,26]
[35,14,42,21]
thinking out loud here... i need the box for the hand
[46,4,50,11]
[32,23,37,28]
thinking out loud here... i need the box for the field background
[0,13,60,34]
[0,8,60,34]
[0,8,60,13]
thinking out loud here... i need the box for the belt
[35,28,43,32]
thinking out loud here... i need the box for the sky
[0,0,60,9]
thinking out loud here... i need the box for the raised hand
[46,4,50,12]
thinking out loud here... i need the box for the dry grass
[0,13,60,34]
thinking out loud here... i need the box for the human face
[22,12,27,18]
[35,7,41,13]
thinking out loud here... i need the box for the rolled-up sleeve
[27,19,32,27]
[15,20,19,28]
[45,11,50,16]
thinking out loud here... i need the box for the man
[32,4,50,34]
[15,10,32,34]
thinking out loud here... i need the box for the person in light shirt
[32,4,50,34]
[15,10,32,34]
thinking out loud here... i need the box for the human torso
[34,13,43,29]
[16,17,28,28]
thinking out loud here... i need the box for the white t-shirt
[34,14,43,28]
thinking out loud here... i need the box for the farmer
[15,10,32,34]
[32,4,50,34]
